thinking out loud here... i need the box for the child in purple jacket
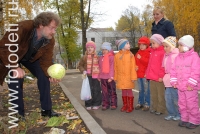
[170,35,200,129]
[98,42,117,110]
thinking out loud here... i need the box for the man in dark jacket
[0,12,61,118]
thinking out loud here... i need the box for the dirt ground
[0,78,91,134]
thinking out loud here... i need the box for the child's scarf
[87,54,99,78]
[102,52,113,73]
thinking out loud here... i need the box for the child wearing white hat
[170,35,200,129]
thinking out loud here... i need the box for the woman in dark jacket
[151,7,176,38]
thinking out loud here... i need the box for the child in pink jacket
[98,42,117,110]
[146,34,166,115]
[170,35,200,129]
[162,36,180,121]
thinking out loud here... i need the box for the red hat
[138,36,150,47]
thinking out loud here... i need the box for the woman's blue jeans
[137,78,150,106]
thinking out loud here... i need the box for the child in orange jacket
[114,39,137,113]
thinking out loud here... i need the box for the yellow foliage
[0,0,43,38]
[152,0,200,52]
[141,4,153,37]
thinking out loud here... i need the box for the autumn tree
[141,4,153,37]
[115,6,141,47]
[152,0,200,54]
[106,27,114,31]
[18,0,43,20]
[0,0,42,39]
[80,0,92,54]
[116,16,130,32]
[44,0,82,69]
[80,0,105,54]
[0,1,3,38]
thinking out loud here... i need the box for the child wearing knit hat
[135,36,151,111]
[146,34,166,115]
[170,35,200,129]
[78,41,102,110]
[114,39,137,113]
[98,42,117,110]
[162,36,180,121]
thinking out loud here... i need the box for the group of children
[78,34,200,129]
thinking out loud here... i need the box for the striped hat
[115,39,128,50]
[163,36,177,50]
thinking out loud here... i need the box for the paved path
[60,69,200,134]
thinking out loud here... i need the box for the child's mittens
[82,71,87,79]
[187,83,195,91]
[135,66,138,71]
[158,78,163,82]
[83,71,87,75]
[170,79,177,87]
[108,78,112,83]
[137,54,141,59]
[187,86,193,91]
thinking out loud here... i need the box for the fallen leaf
[46,116,68,127]
[59,97,65,100]
[35,108,40,112]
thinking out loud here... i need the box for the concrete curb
[59,82,106,134]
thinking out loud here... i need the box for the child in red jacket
[135,36,151,111]
[146,34,166,115]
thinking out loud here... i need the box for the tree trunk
[80,0,86,54]
[68,60,73,69]
[139,25,142,37]
[0,1,3,39]
[55,0,68,68]
[130,30,135,48]
[80,0,91,54]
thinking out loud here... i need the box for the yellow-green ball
[47,64,66,79]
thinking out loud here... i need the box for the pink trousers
[178,90,200,125]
